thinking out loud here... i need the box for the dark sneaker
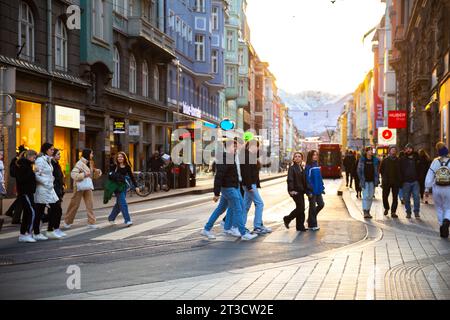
[363,211,373,219]
[441,219,450,239]
[406,213,412,219]
[384,210,389,216]
[415,213,421,219]
[283,216,290,229]
[0,218,3,231]
[391,212,399,219]
[297,228,308,232]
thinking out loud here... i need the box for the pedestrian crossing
[93,219,177,241]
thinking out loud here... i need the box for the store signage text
[182,102,202,119]
[55,105,80,129]
[113,120,126,134]
[388,111,407,129]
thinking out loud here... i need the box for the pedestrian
[380,146,401,218]
[108,152,139,227]
[398,151,405,204]
[50,149,66,238]
[16,150,38,243]
[284,152,309,231]
[399,143,421,219]
[5,146,27,224]
[201,140,257,241]
[148,152,164,190]
[0,151,6,198]
[305,150,325,231]
[353,152,362,199]
[63,149,102,229]
[242,140,272,235]
[357,147,380,219]
[418,149,432,204]
[425,142,450,238]
[343,150,354,188]
[34,143,61,240]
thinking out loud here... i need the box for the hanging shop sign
[388,111,407,129]
[113,120,126,134]
[129,125,140,136]
[182,102,202,119]
[55,105,80,129]
[378,127,397,145]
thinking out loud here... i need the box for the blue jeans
[221,187,246,235]
[362,182,375,211]
[204,195,228,231]
[307,194,324,228]
[244,184,264,229]
[402,181,420,214]
[108,191,132,223]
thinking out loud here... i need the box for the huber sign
[388,111,407,129]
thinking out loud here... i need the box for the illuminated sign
[113,120,126,134]
[55,105,80,129]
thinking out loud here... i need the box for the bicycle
[128,172,151,197]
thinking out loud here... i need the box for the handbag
[76,177,94,191]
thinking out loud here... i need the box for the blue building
[165,0,227,128]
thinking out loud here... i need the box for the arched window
[142,61,148,97]
[112,46,120,88]
[92,0,106,40]
[18,1,34,61]
[55,18,68,71]
[129,54,137,94]
[153,66,160,101]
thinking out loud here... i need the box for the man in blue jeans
[201,141,257,241]
[399,144,421,219]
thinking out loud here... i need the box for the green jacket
[103,179,127,204]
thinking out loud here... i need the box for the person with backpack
[284,152,309,231]
[107,152,139,227]
[425,142,450,238]
[399,143,421,219]
[305,150,325,231]
[380,146,401,218]
[34,143,61,240]
[63,149,102,229]
[16,150,39,243]
[357,147,380,219]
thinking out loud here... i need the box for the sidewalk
[0,172,286,219]
[53,185,450,300]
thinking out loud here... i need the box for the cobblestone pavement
[54,186,450,300]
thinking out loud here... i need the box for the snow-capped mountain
[279,90,352,137]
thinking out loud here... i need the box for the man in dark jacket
[380,146,401,218]
[399,143,421,219]
[343,150,356,188]
[5,146,27,224]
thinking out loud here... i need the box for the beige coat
[71,158,102,188]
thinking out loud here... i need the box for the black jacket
[287,164,308,194]
[240,150,261,190]
[148,156,164,172]
[52,159,65,200]
[343,155,356,172]
[214,152,239,196]
[109,164,137,188]
[399,152,420,183]
[417,156,432,182]
[380,156,401,187]
[15,158,36,196]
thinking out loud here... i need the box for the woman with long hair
[63,149,102,229]
[305,150,325,231]
[50,148,66,238]
[284,152,309,231]
[108,152,138,227]
[241,140,271,235]
[357,147,380,219]
[418,149,432,204]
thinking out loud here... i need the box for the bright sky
[246,0,386,95]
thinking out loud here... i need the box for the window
[176,17,181,33]
[153,66,160,101]
[182,23,187,39]
[238,48,244,65]
[239,79,245,97]
[195,35,205,61]
[142,61,148,97]
[212,7,219,30]
[93,0,106,40]
[143,0,157,25]
[129,54,137,94]
[227,31,234,51]
[195,0,205,13]
[212,50,219,74]
[445,51,449,75]
[113,0,129,16]
[129,0,134,16]
[226,67,234,87]
[169,11,175,29]
[55,19,68,71]
[188,27,193,43]
[112,46,120,88]
[18,1,34,61]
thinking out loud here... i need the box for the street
[0,177,365,299]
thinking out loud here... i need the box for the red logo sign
[388,111,407,129]
[382,129,393,140]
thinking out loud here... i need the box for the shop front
[15,100,42,153]
[440,77,450,146]
[54,105,80,189]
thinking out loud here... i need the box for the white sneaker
[229,227,242,238]
[62,223,72,230]
[108,220,116,226]
[241,232,258,241]
[201,229,216,240]
[54,229,67,237]
[33,233,48,241]
[87,224,99,229]
[311,227,320,231]
[220,221,225,230]
[125,221,133,227]
[45,231,63,240]
[18,234,36,243]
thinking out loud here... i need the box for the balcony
[128,17,175,58]
[393,25,406,50]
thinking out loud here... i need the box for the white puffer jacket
[34,155,59,204]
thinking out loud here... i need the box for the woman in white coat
[34,143,61,240]
[425,142,450,239]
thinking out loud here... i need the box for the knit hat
[404,143,414,150]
